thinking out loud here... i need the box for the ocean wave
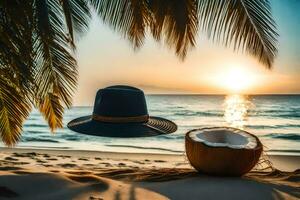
[173,110,222,117]
[263,133,300,141]
[249,110,300,118]
[21,137,59,143]
[60,134,94,142]
[26,117,43,121]
[105,144,183,153]
[24,130,53,134]
[246,124,300,129]
[158,135,185,140]
[60,134,82,141]
[275,114,300,118]
[24,124,48,128]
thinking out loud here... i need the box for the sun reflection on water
[224,95,252,129]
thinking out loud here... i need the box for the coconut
[185,127,262,176]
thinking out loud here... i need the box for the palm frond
[34,0,77,131]
[90,0,150,48]
[149,0,198,59]
[0,75,31,146]
[198,0,278,68]
[0,0,35,91]
[0,1,34,145]
[38,93,64,131]
[61,0,91,46]
[91,0,198,58]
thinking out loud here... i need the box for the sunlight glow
[216,66,256,93]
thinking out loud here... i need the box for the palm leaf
[61,0,91,46]
[91,0,277,66]
[91,0,198,58]
[38,93,64,131]
[0,1,34,145]
[148,0,198,59]
[0,0,35,91]
[198,0,278,68]
[34,0,77,132]
[0,74,31,146]
[90,0,150,48]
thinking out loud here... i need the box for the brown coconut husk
[185,127,263,176]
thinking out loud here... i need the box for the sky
[74,0,300,105]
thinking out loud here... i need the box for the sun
[223,68,253,92]
[216,67,255,93]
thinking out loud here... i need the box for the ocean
[2,95,300,155]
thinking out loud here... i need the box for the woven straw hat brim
[67,116,177,137]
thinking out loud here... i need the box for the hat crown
[93,85,148,118]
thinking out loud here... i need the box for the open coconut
[185,127,262,176]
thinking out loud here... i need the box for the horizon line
[145,93,300,95]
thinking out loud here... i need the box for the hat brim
[67,115,177,137]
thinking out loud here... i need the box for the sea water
[2,95,300,155]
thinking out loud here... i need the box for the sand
[0,147,299,200]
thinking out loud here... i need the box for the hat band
[92,114,149,123]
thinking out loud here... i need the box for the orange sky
[73,1,300,105]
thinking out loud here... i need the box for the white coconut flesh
[189,128,257,149]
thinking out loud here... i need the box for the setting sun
[215,67,256,93]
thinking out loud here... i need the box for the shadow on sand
[0,168,298,200]
[133,169,300,200]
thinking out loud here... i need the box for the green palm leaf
[38,93,64,131]
[90,0,150,48]
[61,0,91,46]
[148,0,198,59]
[198,0,278,68]
[0,75,31,146]
[0,1,35,91]
[92,0,277,65]
[34,0,77,131]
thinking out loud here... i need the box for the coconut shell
[185,127,263,176]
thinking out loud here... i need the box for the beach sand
[0,147,299,200]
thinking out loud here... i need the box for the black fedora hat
[67,85,177,137]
